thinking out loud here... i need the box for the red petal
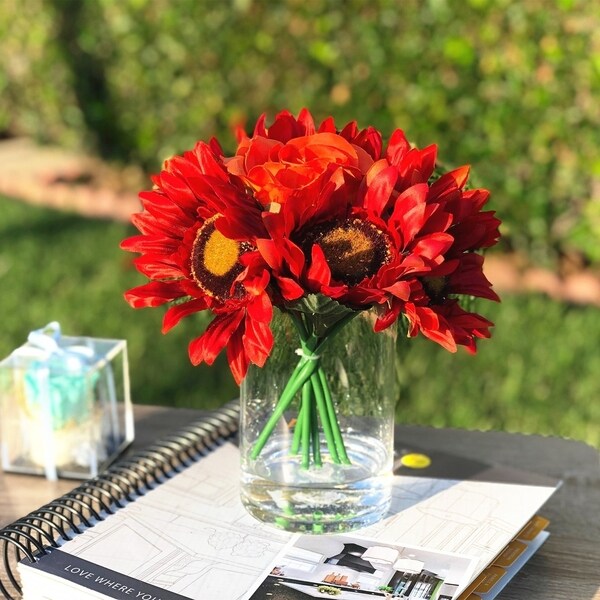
[188,311,244,367]
[307,245,331,288]
[297,108,316,135]
[253,113,267,137]
[450,212,501,252]
[226,326,248,385]
[124,280,186,308]
[256,238,283,270]
[407,305,457,352]
[209,136,223,156]
[364,166,398,216]
[246,292,273,323]
[267,112,300,142]
[446,165,470,189]
[130,212,185,238]
[340,121,358,140]
[317,116,336,133]
[276,276,305,300]
[154,170,197,208]
[353,126,383,161]
[162,298,210,333]
[390,184,428,246]
[139,189,196,220]
[283,240,306,279]
[242,268,270,296]
[121,234,179,255]
[383,281,411,300]
[386,129,410,165]
[243,317,274,368]
[417,144,437,181]
[429,166,471,198]
[133,255,182,279]
[411,232,454,261]
[245,137,282,171]
[374,302,402,332]
[169,154,204,182]
[192,142,228,182]
[420,322,457,351]
[447,254,501,302]
[262,211,287,240]
[234,124,248,143]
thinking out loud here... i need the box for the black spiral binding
[0,400,240,600]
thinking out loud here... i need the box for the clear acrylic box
[0,333,134,480]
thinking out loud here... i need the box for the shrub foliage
[1,0,599,261]
[0,0,600,261]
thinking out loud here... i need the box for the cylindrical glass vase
[240,308,397,533]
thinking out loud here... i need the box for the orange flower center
[191,216,251,301]
[308,218,393,285]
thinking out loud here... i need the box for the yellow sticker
[400,453,432,469]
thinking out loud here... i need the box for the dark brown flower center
[306,218,393,285]
[422,276,448,304]
[191,216,252,301]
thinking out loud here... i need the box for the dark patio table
[1,404,598,600]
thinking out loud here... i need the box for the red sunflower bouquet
[122,108,500,469]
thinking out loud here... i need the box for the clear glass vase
[240,307,397,533]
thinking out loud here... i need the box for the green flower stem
[291,313,319,467]
[319,367,350,464]
[250,356,320,460]
[291,360,336,466]
[291,401,304,455]
[309,368,340,464]
[310,390,321,467]
[290,312,342,465]
[301,382,311,469]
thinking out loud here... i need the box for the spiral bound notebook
[0,402,560,600]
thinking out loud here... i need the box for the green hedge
[1,0,599,263]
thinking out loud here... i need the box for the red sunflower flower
[400,165,501,352]
[311,130,501,354]
[121,141,273,384]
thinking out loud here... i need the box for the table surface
[1,404,599,600]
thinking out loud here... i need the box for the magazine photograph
[247,534,478,600]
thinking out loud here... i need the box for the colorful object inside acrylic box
[0,322,133,480]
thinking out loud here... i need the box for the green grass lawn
[1,196,598,448]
